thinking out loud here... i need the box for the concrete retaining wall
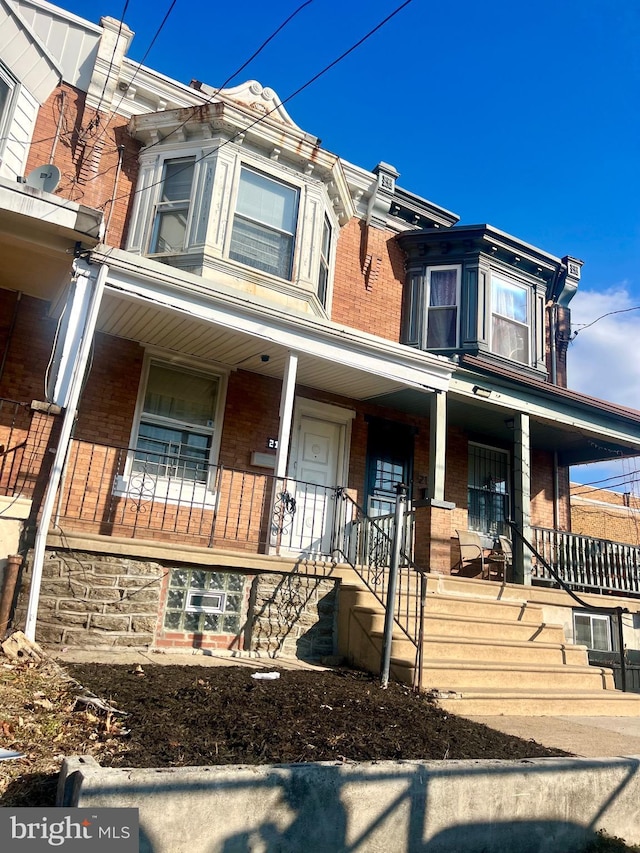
[59,754,640,852]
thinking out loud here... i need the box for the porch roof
[374,356,640,466]
[91,247,454,401]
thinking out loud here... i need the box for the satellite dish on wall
[25,164,61,193]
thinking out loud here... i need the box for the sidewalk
[463,714,640,758]
[52,648,640,758]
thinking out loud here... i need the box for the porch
[3,419,639,600]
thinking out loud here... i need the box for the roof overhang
[90,247,453,402]
[0,177,104,299]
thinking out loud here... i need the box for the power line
[103,0,415,212]
[570,305,640,340]
[92,0,130,120]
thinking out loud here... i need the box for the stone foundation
[14,549,339,658]
[248,573,338,660]
[15,550,164,648]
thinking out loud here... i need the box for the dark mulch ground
[65,663,562,767]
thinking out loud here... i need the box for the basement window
[164,569,246,634]
[573,611,612,651]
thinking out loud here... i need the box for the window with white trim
[0,63,17,163]
[404,265,460,350]
[132,361,221,486]
[229,167,299,279]
[573,612,612,651]
[317,214,332,308]
[491,274,530,364]
[149,158,195,255]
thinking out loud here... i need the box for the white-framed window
[116,357,227,504]
[491,274,530,364]
[149,157,196,255]
[0,63,17,163]
[317,214,332,308]
[229,166,299,279]
[467,443,510,538]
[404,265,460,350]
[573,612,612,651]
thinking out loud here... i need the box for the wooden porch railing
[532,526,640,597]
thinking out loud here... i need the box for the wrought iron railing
[333,489,427,689]
[532,526,640,597]
[53,439,341,556]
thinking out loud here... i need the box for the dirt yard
[1,658,565,807]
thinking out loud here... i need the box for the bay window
[491,275,529,364]
[317,214,332,307]
[426,266,460,349]
[149,158,195,255]
[229,167,299,279]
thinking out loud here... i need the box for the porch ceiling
[95,290,431,402]
[371,387,640,467]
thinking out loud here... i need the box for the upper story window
[0,63,17,162]
[317,214,332,308]
[398,226,552,376]
[426,266,460,348]
[404,264,460,351]
[149,158,195,255]
[491,275,529,364]
[229,167,299,279]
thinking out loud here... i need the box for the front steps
[340,573,640,716]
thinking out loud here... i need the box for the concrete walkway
[52,648,640,759]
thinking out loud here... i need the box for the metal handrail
[509,521,629,691]
[333,487,428,692]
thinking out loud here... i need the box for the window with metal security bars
[467,444,510,538]
[229,167,299,279]
[164,569,246,634]
[133,362,220,485]
[573,612,612,651]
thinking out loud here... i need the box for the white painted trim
[288,397,355,489]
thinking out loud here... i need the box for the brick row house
[2,0,640,712]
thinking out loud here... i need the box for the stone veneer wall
[15,550,163,648]
[14,549,339,658]
[248,573,338,660]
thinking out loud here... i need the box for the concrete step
[391,658,615,692]
[377,632,588,667]
[353,605,566,644]
[433,688,640,717]
[421,592,544,623]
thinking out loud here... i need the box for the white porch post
[274,351,298,480]
[513,411,532,585]
[24,260,108,641]
[428,390,447,502]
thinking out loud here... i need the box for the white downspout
[24,260,108,641]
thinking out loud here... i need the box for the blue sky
[58,0,640,491]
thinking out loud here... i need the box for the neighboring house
[2,0,640,713]
[571,481,640,547]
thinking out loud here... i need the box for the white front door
[285,415,342,556]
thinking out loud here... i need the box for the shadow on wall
[246,570,338,661]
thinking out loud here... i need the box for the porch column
[513,411,532,585]
[414,391,455,573]
[274,351,298,479]
[428,390,447,502]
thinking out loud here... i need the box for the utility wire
[570,305,640,340]
[92,0,130,121]
[103,0,415,212]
